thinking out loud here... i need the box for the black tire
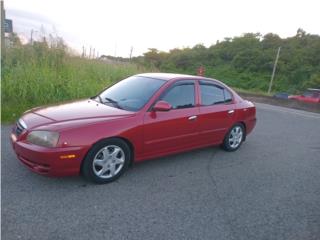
[81,138,131,184]
[222,123,245,152]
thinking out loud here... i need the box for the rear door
[197,80,236,145]
[143,80,200,156]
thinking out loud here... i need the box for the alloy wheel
[228,126,243,149]
[92,145,125,179]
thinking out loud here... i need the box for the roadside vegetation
[135,29,320,93]
[1,34,148,122]
[2,29,320,122]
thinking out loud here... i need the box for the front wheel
[82,138,131,184]
[222,124,245,152]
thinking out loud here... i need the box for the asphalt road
[2,103,320,240]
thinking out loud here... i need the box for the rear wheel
[82,138,131,184]
[222,124,245,152]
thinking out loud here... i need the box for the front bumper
[11,133,89,177]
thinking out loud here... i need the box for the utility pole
[268,47,281,94]
[30,30,39,45]
[30,29,33,44]
[1,0,5,58]
[129,46,133,60]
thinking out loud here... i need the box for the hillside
[137,29,320,93]
[2,30,320,122]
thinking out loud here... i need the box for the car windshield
[303,91,314,97]
[97,76,165,112]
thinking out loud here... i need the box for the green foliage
[138,30,320,93]
[2,30,319,122]
[1,39,149,122]
[303,74,320,89]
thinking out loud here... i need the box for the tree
[140,31,320,93]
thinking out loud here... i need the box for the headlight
[27,131,59,147]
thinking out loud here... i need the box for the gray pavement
[1,103,320,240]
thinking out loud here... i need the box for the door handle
[228,110,235,114]
[188,115,197,121]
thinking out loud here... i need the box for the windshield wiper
[104,97,123,109]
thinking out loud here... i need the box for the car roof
[307,88,320,92]
[136,72,208,81]
[135,72,233,91]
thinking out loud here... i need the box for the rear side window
[161,83,195,109]
[200,81,233,105]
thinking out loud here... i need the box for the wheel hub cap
[92,145,125,179]
[228,126,243,149]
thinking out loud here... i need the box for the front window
[160,82,195,109]
[98,76,165,111]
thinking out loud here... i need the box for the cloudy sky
[5,0,320,57]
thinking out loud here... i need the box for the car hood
[21,99,135,129]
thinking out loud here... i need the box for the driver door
[143,80,200,157]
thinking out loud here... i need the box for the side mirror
[153,100,172,111]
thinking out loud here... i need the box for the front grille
[15,121,26,136]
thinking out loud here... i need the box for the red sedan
[289,88,320,103]
[11,73,256,183]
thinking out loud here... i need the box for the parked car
[289,88,320,103]
[273,92,289,99]
[11,73,256,183]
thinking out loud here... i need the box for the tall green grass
[1,41,150,122]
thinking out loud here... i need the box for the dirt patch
[238,92,320,114]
